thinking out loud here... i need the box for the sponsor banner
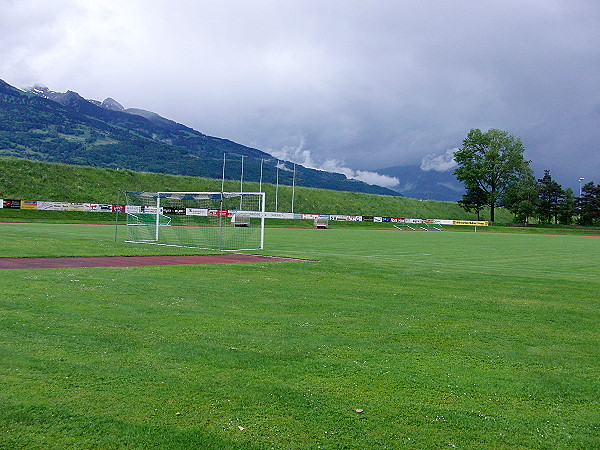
[405,218,423,224]
[20,200,38,210]
[84,203,100,212]
[53,202,70,211]
[0,199,2,208]
[362,216,374,222]
[232,210,263,218]
[423,218,435,224]
[163,206,185,215]
[143,206,161,214]
[3,199,21,209]
[125,205,142,214]
[186,207,207,216]
[435,219,454,225]
[36,201,54,210]
[112,205,126,213]
[302,213,319,220]
[97,204,113,212]
[381,217,391,222]
[264,211,296,220]
[35,201,69,211]
[68,202,85,212]
[453,220,489,226]
[391,218,405,223]
[331,215,356,221]
[374,217,383,222]
[208,209,232,217]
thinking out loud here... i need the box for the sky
[1,0,599,191]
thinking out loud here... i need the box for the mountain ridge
[2,79,466,200]
[1,79,399,196]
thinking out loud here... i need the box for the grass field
[1,223,599,448]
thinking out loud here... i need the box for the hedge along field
[0,223,599,448]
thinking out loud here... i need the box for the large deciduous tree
[453,128,532,222]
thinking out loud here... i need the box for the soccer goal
[121,191,265,251]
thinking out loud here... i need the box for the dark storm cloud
[1,0,599,188]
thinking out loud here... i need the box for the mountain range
[0,79,463,200]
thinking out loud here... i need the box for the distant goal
[121,191,265,251]
[314,216,329,229]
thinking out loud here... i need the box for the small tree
[458,184,488,220]
[454,128,533,222]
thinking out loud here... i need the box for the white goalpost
[121,191,265,251]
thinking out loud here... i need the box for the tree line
[454,128,599,226]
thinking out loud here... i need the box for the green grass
[0,223,599,448]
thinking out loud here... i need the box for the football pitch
[1,223,598,448]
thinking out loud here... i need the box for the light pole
[291,163,296,213]
[579,177,585,197]
[239,155,245,209]
[275,161,279,212]
[240,156,245,193]
[220,153,226,194]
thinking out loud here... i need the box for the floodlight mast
[240,155,245,209]
[155,193,161,241]
[260,191,266,249]
[259,158,264,192]
[275,161,280,212]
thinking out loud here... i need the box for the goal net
[121,191,265,251]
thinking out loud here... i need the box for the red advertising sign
[208,209,231,217]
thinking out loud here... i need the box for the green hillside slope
[0,157,511,222]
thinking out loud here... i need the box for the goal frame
[122,190,265,251]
